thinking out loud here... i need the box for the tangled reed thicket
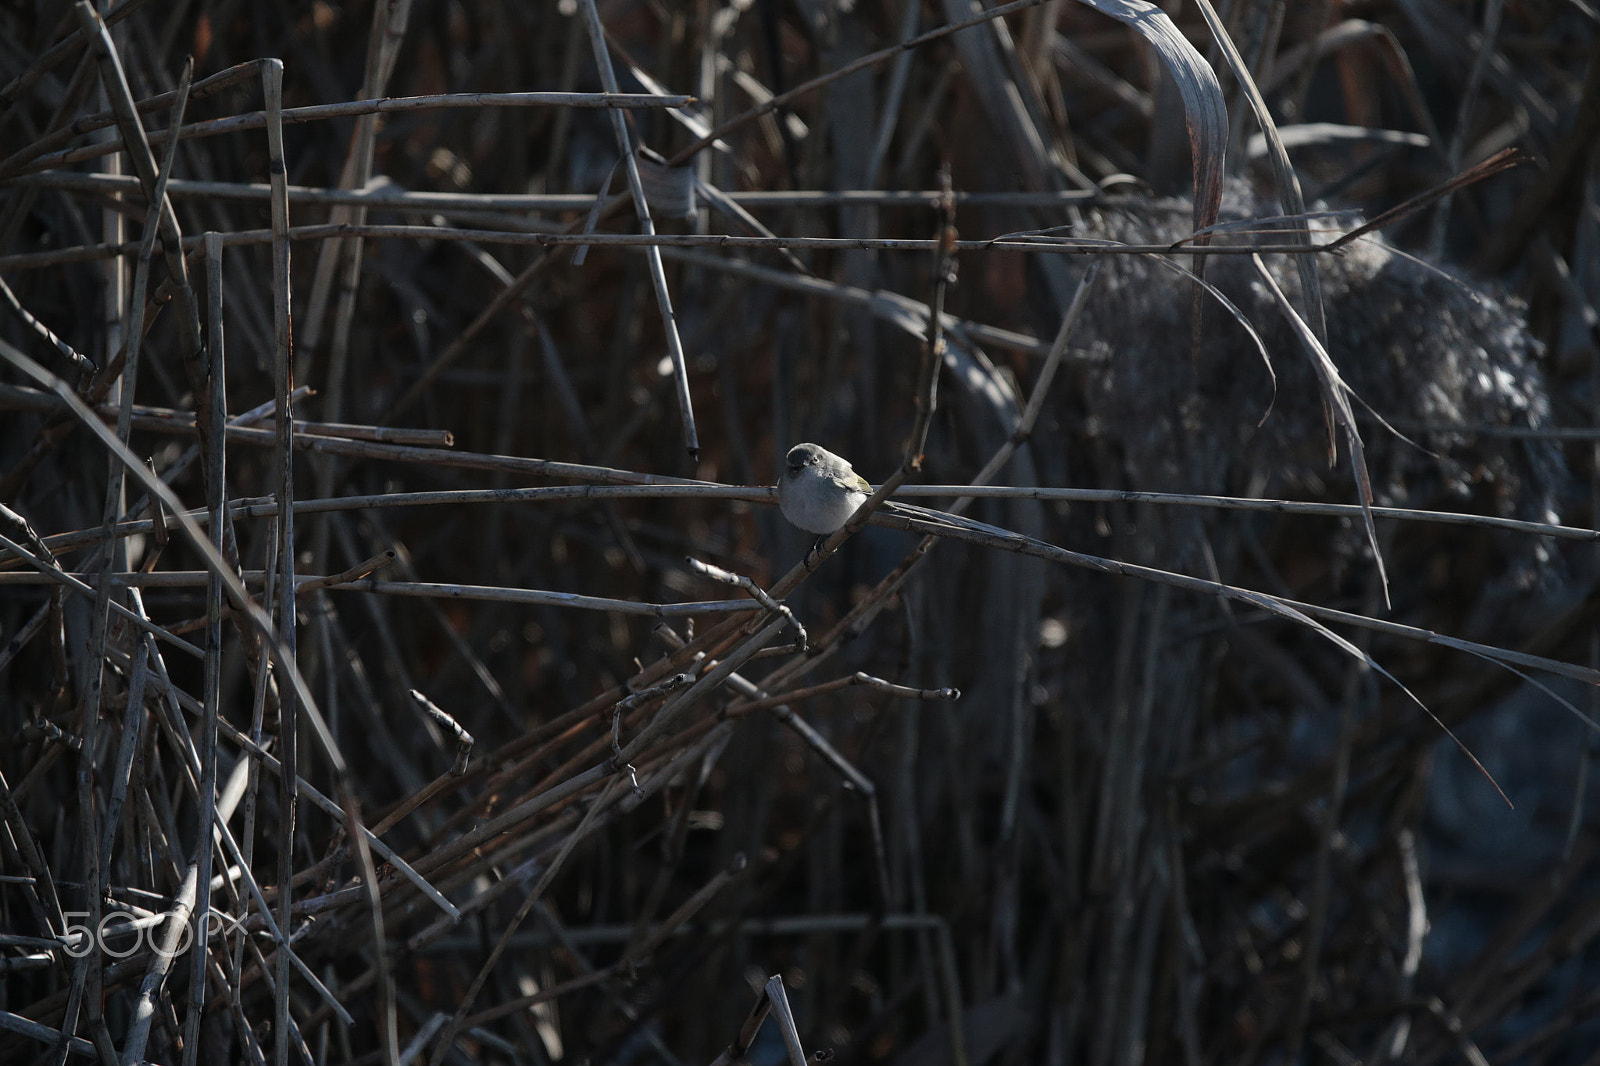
[2,1,1599,1064]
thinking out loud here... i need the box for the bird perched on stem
[776,442,1036,548]
[777,442,874,535]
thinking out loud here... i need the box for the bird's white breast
[781,471,868,534]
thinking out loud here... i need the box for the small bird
[776,442,1060,553]
[777,442,872,535]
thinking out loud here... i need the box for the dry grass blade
[6,92,696,178]
[1,221,1471,271]
[1324,146,1525,252]
[184,227,226,1066]
[0,276,91,373]
[578,0,698,458]
[1249,252,1388,601]
[260,56,300,1066]
[1192,0,1331,416]
[1073,0,1227,233]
